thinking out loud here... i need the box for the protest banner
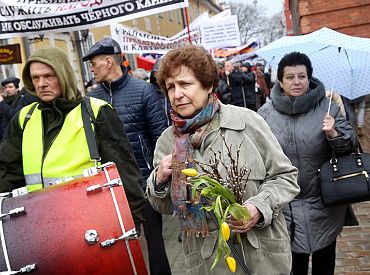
[110,21,201,54]
[0,0,189,38]
[110,10,239,54]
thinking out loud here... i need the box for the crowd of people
[0,39,367,275]
[216,59,273,111]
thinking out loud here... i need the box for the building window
[144,17,152,32]
[176,9,181,25]
[158,12,163,19]
[79,33,94,84]
[156,16,161,35]
[189,7,193,21]
[168,10,174,21]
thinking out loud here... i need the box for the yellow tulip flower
[181,168,198,177]
[221,222,230,241]
[225,256,236,273]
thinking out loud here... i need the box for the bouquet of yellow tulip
[181,168,251,273]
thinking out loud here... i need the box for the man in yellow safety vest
[0,46,146,229]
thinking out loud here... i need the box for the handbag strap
[330,136,364,160]
[348,136,364,154]
[81,97,101,165]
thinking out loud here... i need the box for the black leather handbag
[320,145,370,206]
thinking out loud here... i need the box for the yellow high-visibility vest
[18,97,109,191]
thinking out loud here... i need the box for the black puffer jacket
[90,67,169,188]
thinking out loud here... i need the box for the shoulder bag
[320,142,370,206]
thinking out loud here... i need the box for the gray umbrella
[253,27,370,100]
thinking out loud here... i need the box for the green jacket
[147,103,300,275]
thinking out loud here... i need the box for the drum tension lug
[1,263,37,274]
[86,178,122,194]
[100,228,138,248]
[86,179,122,194]
[0,207,26,220]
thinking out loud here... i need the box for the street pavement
[140,108,370,275]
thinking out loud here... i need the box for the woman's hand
[322,112,339,138]
[227,203,262,233]
[156,154,172,186]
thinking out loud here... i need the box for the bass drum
[0,162,147,275]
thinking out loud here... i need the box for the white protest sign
[200,15,240,50]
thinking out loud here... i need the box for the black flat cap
[241,62,251,68]
[82,38,122,61]
[1,77,20,87]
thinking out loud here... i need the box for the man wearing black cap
[1,77,20,98]
[0,77,37,141]
[83,38,171,275]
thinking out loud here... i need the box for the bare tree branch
[227,1,285,45]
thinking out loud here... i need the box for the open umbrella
[253,27,370,100]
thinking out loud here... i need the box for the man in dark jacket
[0,46,145,228]
[0,77,37,140]
[150,59,171,127]
[219,60,257,111]
[83,38,171,275]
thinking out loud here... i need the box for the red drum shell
[0,163,147,275]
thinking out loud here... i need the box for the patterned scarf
[171,93,220,236]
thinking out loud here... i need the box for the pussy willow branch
[194,136,250,204]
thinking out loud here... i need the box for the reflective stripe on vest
[24,173,84,192]
[19,97,109,190]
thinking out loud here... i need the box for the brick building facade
[284,0,370,37]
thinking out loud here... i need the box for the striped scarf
[171,93,220,236]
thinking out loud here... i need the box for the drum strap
[0,197,11,271]
[81,97,101,166]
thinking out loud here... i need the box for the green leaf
[215,195,223,220]
[223,240,231,255]
[210,248,222,270]
[201,175,224,188]
[223,205,230,221]
[191,178,209,198]
[236,233,242,244]
[221,186,237,204]
[200,175,236,204]
[229,203,251,223]
[200,186,213,197]
[201,205,214,212]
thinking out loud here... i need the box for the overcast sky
[244,0,284,16]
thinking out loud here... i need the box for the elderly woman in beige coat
[146,45,300,275]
